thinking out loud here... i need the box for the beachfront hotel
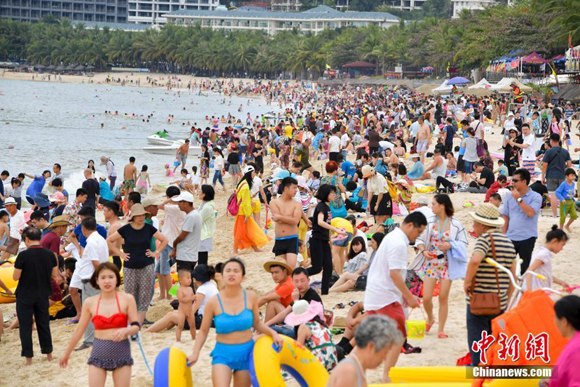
[128,0,219,24]
[451,0,498,18]
[0,0,129,22]
[164,5,399,35]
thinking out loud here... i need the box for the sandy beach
[1,73,578,386]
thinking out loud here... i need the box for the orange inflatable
[472,290,569,387]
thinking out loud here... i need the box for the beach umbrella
[75,64,85,71]
[55,65,65,72]
[46,65,55,71]
[447,76,470,85]
[86,65,95,70]
[34,64,45,70]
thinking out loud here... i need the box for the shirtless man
[415,116,431,163]
[174,139,190,173]
[122,156,137,193]
[103,200,124,271]
[384,148,399,166]
[269,176,302,269]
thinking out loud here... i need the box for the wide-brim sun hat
[263,258,293,274]
[49,191,66,203]
[128,204,150,221]
[409,153,420,159]
[284,300,324,327]
[470,203,505,228]
[142,196,163,207]
[48,215,71,229]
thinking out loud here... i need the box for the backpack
[227,192,240,216]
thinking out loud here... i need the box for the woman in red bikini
[59,262,140,387]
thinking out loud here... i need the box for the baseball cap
[172,192,194,203]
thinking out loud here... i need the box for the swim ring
[153,347,193,387]
[0,260,18,304]
[249,335,328,387]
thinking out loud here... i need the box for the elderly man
[99,156,117,189]
[328,316,403,387]
[1,197,25,259]
[259,259,295,322]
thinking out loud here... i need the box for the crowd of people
[0,82,579,387]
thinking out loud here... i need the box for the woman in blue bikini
[188,257,282,387]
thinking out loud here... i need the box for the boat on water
[147,134,177,146]
[143,143,202,157]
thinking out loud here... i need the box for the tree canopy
[0,0,574,78]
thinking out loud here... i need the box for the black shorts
[176,260,196,272]
[457,155,465,173]
[272,235,299,256]
[370,193,392,216]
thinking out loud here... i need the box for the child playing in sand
[135,165,151,194]
[175,270,196,342]
[164,163,174,177]
[555,168,578,232]
[524,226,570,291]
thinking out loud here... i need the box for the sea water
[0,79,274,193]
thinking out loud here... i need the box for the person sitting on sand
[420,146,446,181]
[328,315,403,387]
[329,236,368,293]
[406,154,425,180]
[258,259,295,322]
[284,300,338,371]
[60,262,140,387]
[265,267,323,337]
[145,264,219,335]
[175,269,196,342]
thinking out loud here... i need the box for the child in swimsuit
[59,263,140,386]
[176,270,196,342]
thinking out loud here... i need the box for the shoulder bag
[469,234,502,316]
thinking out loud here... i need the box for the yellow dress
[234,181,270,251]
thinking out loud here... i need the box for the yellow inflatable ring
[0,260,18,304]
[250,335,328,387]
[153,347,193,387]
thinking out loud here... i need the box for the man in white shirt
[340,127,350,161]
[157,186,185,299]
[328,129,341,163]
[75,216,110,351]
[171,191,202,272]
[363,212,427,382]
[4,197,25,241]
[510,123,536,176]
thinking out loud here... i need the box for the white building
[271,0,301,12]
[451,0,497,18]
[129,0,220,24]
[165,5,399,34]
[388,0,427,11]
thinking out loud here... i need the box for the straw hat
[284,300,324,327]
[470,203,504,228]
[361,165,374,178]
[409,153,420,159]
[263,258,293,274]
[128,204,149,221]
[49,215,71,229]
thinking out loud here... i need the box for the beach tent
[432,80,453,94]
[468,78,492,89]
[414,83,438,95]
[490,78,532,93]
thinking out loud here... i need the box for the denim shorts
[332,232,353,247]
[155,245,174,275]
